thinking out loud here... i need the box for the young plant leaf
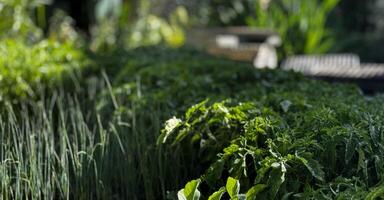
[208,187,226,200]
[157,116,182,144]
[226,177,240,199]
[178,189,187,200]
[178,179,201,200]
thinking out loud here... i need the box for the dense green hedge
[0,44,383,199]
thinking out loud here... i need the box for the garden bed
[1,43,384,199]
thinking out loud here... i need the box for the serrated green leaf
[186,99,208,120]
[179,179,201,200]
[208,187,226,200]
[157,116,182,144]
[178,189,187,200]
[226,177,240,199]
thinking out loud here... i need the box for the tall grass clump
[0,76,170,199]
[0,94,103,199]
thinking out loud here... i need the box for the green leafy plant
[0,39,87,101]
[178,179,202,200]
[178,177,267,200]
[0,0,50,40]
[247,0,340,58]
[162,96,384,199]
[91,0,189,51]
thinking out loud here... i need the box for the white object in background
[254,43,278,69]
[215,34,239,48]
[266,35,282,47]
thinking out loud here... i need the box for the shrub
[0,39,88,101]
[160,82,384,199]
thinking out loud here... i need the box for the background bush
[0,39,87,101]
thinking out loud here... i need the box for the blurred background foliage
[91,0,189,51]
[0,0,47,41]
[0,0,384,61]
[247,0,339,58]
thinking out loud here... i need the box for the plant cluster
[0,44,384,199]
[0,39,87,101]
[0,0,46,40]
[1,1,383,199]
[247,0,339,58]
[162,98,384,199]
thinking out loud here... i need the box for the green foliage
[2,1,382,200]
[125,6,188,49]
[178,179,201,200]
[247,0,339,58]
[91,0,189,51]
[365,185,384,200]
[159,65,384,199]
[179,177,265,200]
[0,0,49,40]
[0,95,107,199]
[1,44,384,200]
[95,46,384,199]
[0,39,87,100]
[226,177,241,199]
[181,0,339,57]
[190,0,254,26]
[208,187,226,200]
